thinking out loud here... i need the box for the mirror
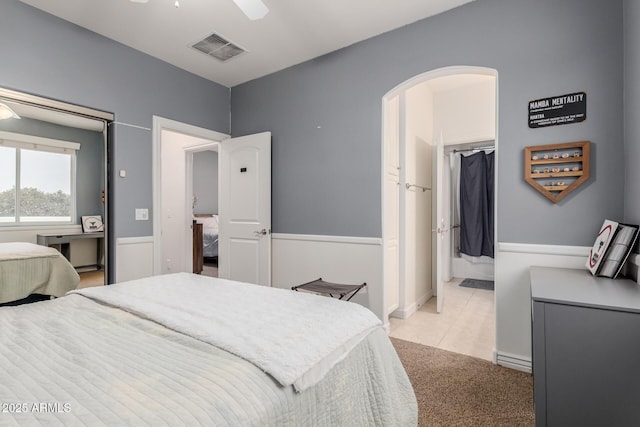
[0,87,113,305]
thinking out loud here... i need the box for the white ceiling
[20,0,474,87]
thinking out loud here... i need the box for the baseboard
[391,306,413,320]
[382,322,391,334]
[496,352,532,373]
[391,292,431,319]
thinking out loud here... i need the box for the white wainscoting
[495,242,590,372]
[391,293,431,320]
[115,236,154,283]
[271,233,384,323]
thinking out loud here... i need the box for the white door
[218,132,271,286]
[434,134,447,313]
[384,96,400,316]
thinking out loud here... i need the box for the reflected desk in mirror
[37,231,104,270]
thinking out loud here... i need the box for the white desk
[37,231,104,269]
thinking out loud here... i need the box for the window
[0,133,79,226]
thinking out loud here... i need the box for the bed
[0,273,417,426]
[194,214,219,259]
[0,242,80,304]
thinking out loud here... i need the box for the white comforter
[0,242,79,303]
[0,242,60,260]
[1,276,417,426]
[71,273,381,390]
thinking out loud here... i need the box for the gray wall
[232,0,625,245]
[1,0,230,239]
[193,151,219,215]
[0,117,104,221]
[624,0,640,224]
[3,0,628,248]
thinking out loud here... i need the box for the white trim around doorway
[381,65,499,357]
[152,116,229,276]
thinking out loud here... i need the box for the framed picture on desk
[82,215,104,233]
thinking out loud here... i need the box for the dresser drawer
[37,235,72,245]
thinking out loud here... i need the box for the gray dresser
[530,266,640,427]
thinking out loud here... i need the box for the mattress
[0,242,80,303]
[0,275,418,426]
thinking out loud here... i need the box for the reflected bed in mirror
[0,242,79,306]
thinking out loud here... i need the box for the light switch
[119,169,126,178]
[135,208,149,221]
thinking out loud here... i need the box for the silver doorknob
[254,229,268,236]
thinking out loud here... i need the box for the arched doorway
[381,66,498,361]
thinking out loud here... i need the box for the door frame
[152,116,228,275]
[381,65,499,325]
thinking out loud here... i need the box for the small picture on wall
[82,215,104,233]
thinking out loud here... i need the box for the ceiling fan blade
[231,0,269,20]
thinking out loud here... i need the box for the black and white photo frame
[82,215,104,233]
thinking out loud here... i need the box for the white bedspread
[71,273,381,391]
[0,242,79,303]
[0,242,59,260]
[0,290,418,426]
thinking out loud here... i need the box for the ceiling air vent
[192,33,246,62]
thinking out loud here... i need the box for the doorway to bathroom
[382,66,498,361]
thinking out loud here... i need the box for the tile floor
[389,277,495,361]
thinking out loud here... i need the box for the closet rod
[405,183,431,192]
[452,145,495,153]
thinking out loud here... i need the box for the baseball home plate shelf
[524,141,590,203]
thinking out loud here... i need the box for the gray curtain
[459,150,494,258]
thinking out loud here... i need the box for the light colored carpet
[391,338,534,427]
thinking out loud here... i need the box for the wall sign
[528,92,586,128]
